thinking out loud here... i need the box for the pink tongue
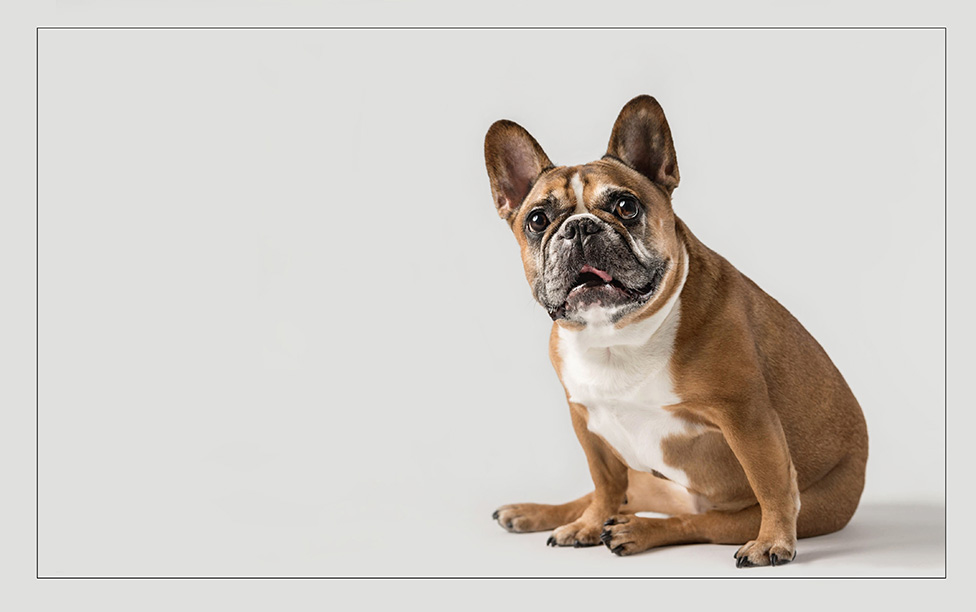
[580,265,613,282]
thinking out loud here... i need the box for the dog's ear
[485,120,553,220]
[606,95,680,194]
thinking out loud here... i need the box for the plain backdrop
[37,28,945,577]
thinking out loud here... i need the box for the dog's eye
[614,196,640,220]
[527,210,550,233]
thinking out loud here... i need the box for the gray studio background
[38,28,945,577]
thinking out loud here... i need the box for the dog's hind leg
[493,493,593,533]
[599,451,867,566]
[620,469,705,516]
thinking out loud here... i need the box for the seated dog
[485,95,868,567]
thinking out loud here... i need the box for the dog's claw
[771,552,795,567]
[736,555,757,568]
[492,510,499,520]
[600,529,612,545]
[546,536,556,547]
[611,545,625,556]
[603,517,617,526]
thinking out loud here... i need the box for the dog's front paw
[734,537,797,568]
[599,514,666,556]
[546,519,603,547]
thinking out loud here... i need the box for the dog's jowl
[484,96,868,568]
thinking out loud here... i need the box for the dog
[484,95,868,567]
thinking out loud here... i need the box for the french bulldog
[485,95,868,567]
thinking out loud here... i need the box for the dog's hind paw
[493,503,569,533]
[547,519,603,547]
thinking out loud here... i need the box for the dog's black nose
[561,217,602,241]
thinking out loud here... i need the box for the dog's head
[485,95,684,328]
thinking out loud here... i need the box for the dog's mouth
[568,264,661,299]
[551,264,664,320]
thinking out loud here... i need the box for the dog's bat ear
[606,95,680,195]
[484,120,553,221]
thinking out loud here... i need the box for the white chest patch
[557,252,701,488]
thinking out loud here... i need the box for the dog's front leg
[718,398,800,567]
[599,397,800,564]
[547,402,629,547]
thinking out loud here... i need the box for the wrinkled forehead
[524,159,649,212]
